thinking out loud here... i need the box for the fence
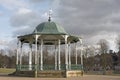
[16,64,83,71]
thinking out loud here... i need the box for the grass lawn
[0,68,15,74]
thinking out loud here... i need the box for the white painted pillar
[79,38,83,70]
[16,40,19,65]
[16,40,19,71]
[75,43,78,65]
[81,48,83,66]
[35,35,38,67]
[40,39,43,70]
[65,35,68,70]
[35,35,39,77]
[20,42,23,70]
[29,43,32,70]
[68,42,71,70]
[55,44,57,70]
[38,45,40,70]
[58,39,61,70]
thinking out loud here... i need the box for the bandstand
[14,16,83,77]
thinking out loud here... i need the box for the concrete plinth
[66,70,83,77]
[13,70,83,78]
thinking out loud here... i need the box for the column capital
[61,35,69,39]
[34,35,40,41]
[79,38,83,45]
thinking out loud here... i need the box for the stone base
[13,70,35,77]
[37,70,66,78]
[13,70,83,78]
[66,70,83,77]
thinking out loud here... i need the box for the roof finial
[48,9,52,22]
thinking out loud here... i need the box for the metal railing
[16,64,83,71]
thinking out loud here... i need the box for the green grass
[0,68,16,74]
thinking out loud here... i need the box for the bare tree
[98,39,109,54]
[115,35,120,68]
[98,39,109,74]
[116,35,120,51]
[84,45,97,72]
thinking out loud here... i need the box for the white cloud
[56,0,120,35]
[84,32,118,51]
[0,11,3,16]
[10,8,44,37]
[0,0,27,10]
[17,8,32,14]
[41,12,48,19]
[0,39,8,46]
[6,0,120,51]
[29,0,53,3]
[10,8,40,27]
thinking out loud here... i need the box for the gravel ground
[0,75,120,80]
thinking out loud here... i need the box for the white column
[38,45,40,70]
[35,35,39,77]
[16,40,19,71]
[79,38,83,69]
[68,42,71,70]
[75,43,78,65]
[16,40,19,65]
[55,44,57,70]
[58,39,61,70]
[65,35,68,70]
[20,42,23,70]
[40,39,43,70]
[35,35,39,71]
[29,43,32,70]
[81,48,83,65]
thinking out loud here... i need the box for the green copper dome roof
[18,21,80,44]
[33,21,67,35]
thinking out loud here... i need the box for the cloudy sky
[0,0,120,51]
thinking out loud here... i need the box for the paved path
[0,75,120,80]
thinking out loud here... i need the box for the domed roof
[33,21,67,35]
[18,20,80,44]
